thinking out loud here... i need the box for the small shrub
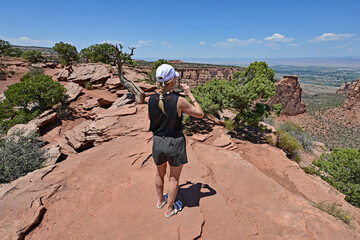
[279,122,314,152]
[85,82,95,90]
[21,50,44,63]
[0,130,47,183]
[265,135,275,146]
[276,129,303,162]
[20,67,44,82]
[5,74,66,110]
[54,42,79,65]
[302,165,317,175]
[310,201,352,227]
[313,148,360,208]
[224,119,235,131]
[272,103,283,116]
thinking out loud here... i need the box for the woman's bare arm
[177,84,204,118]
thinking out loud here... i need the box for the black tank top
[148,93,183,137]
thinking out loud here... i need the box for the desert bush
[148,59,169,83]
[85,81,95,90]
[279,122,314,152]
[276,129,303,162]
[53,42,79,65]
[20,67,44,82]
[224,119,236,131]
[310,201,352,227]
[313,148,360,208]
[191,61,276,128]
[21,50,44,63]
[0,130,47,183]
[0,39,11,56]
[272,103,283,116]
[80,43,116,64]
[5,74,66,111]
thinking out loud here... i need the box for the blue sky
[1,0,359,59]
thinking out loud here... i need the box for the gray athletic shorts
[152,135,188,167]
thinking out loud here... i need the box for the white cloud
[264,33,294,43]
[100,40,123,45]
[213,38,263,48]
[161,41,175,48]
[0,35,55,47]
[288,43,299,46]
[309,33,356,42]
[134,40,153,48]
[199,41,205,45]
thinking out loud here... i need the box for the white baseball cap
[156,64,179,85]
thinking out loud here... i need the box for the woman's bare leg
[166,165,183,214]
[155,162,167,205]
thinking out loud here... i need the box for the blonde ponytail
[156,78,174,115]
[157,81,166,115]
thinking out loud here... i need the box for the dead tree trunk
[112,44,145,104]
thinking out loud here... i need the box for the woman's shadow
[177,181,217,208]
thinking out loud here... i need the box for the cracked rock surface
[1,101,360,240]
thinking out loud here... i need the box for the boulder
[336,81,356,95]
[136,81,157,92]
[31,63,47,68]
[343,78,360,111]
[108,93,135,110]
[57,69,70,81]
[96,104,137,120]
[7,122,39,137]
[64,82,83,103]
[105,77,123,90]
[116,89,130,97]
[83,98,99,110]
[68,64,110,86]
[43,145,62,166]
[268,75,306,116]
[98,98,114,107]
[28,109,58,128]
[45,62,57,68]
[65,120,94,152]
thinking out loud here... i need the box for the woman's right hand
[180,84,192,96]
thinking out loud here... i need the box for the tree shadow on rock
[183,117,215,136]
[228,125,271,144]
[177,181,217,208]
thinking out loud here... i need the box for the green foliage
[20,67,44,82]
[0,130,46,183]
[224,119,235,131]
[310,201,352,227]
[6,47,23,57]
[276,129,303,162]
[53,42,79,65]
[147,59,169,83]
[272,103,283,116]
[21,50,44,63]
[191,78,234,116]
[0,39,11,56]
[191,61,276,127]
[302,165,317,175]
[80,43,116,64]
[5,74,66,111]
[85,81,95,90]
[279,122,314,152]
[313,148,360,207]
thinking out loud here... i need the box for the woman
[148,64,204,218]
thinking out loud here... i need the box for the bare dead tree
[112,44,145,103]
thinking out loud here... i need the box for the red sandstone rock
[268,75,306,116]
[343,78,360,110]
[337,81,356,95]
